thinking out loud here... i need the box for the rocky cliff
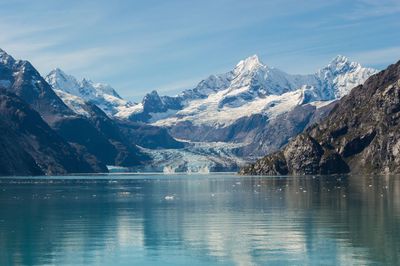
[0,90,104,175]
[240,59,400,175]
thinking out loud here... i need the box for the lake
[0,174,399,265]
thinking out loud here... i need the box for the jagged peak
[81,77,92,85]
[46,69,122,99]
[49,67,65,75]
[0,48,7,56]
[46,68,79,87]
[318,55,363,75]
[47,68,70,80]
[328,55,361,69]
[91,82,122,99]
[330,55,349,64]
[142,90,166,113]
[143,90,160,100]
[0,48,15,64]
[235,54,264,73]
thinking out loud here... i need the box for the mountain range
[44,53,377,171]
[0,48,379,174]
[0,48,180,175]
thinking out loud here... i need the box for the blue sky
[1,0,400,100]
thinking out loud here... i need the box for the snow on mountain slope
[52,89,91,117]
[43,54,378,167]
[46,55,375,128]
[45,68,139,118]
[148,55,377,127]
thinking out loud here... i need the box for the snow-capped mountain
[45,68,140,118]
[48,55,375,127]
[126,55,377,160]
[45,54,378,167]
[137,55,377,128]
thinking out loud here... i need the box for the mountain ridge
[240,59,400,175]
[45,54,378,166]
[0,49,152,173]
[46,54,377,127]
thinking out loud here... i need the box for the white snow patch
[54,89,90,117]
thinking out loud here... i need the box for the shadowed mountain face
[116,120,184,150]
[0,49,73,123]
[0,49,149,170]
[0,90,105,175]
[240,59,400,175]
[51,103,151,167]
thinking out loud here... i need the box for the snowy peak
[46,69,122,99]
[0,48,16,65]
[46,69,139,118]
[331,54,350,64]
[92,82,121,99]
[234,54,263,73]
[316,55,378,99]
[46,54,377,129]
[146,54,378,127]
[46,68,80,95]
[323,55,360,74]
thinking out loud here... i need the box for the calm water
[0,174,399,266]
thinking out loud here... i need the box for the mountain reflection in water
[0,174,399,265]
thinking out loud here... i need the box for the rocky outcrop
[240,59,400,175]
[116,120,185,149]
[0,90,105,175]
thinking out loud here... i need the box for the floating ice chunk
[164,195,175,200]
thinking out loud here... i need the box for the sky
[0,0,400,100]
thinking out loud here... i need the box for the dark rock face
[117,121,185,150]
[0,49,148,169]
[129,90,183,122]
[83,103,150,165]
[239,151,288,175]
[0,90,105,175]
[283,134,324,175]
[52,103,150,167]
[0,49,73,122]
[241,60,400,175]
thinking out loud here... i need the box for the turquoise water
[0,174,399,265]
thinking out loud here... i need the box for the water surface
[0,174,399,265]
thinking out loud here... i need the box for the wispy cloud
[0,0,399,99]
[345,0,400,20]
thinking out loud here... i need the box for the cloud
[345,0,400,20]
[0,0,398,99]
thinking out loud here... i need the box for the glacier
[45,54,378,172]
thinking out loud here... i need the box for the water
[0,174,399,265]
